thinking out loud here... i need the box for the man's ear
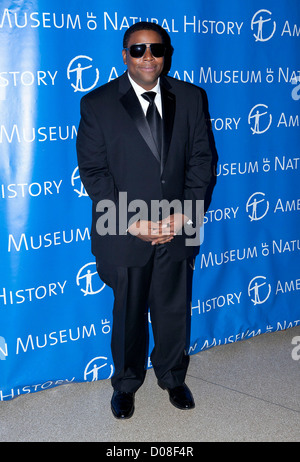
[122,49,127,65]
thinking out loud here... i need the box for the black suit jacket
[76,72,212,267]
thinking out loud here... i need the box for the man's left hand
[150,213,189,245]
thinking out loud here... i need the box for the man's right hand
[128,220,175,245]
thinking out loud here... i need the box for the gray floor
[1,326,299,442]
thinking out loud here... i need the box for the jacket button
[161,180,165,184]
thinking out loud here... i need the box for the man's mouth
[140,66,156,72]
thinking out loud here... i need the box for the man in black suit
[76,22,212,419]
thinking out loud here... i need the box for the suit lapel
[118,73,176,172]
[119,74,161,164]
[160,77,176,172]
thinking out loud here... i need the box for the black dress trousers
[96,244,193,393]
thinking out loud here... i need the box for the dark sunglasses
[125,43,166,59]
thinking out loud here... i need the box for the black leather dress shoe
[159,383,195,410]
[111,390,135,419]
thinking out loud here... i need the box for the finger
[158,218,172,226]
[151,236,174,245]
[151,225,174,236]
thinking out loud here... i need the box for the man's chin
[134,71,162,89]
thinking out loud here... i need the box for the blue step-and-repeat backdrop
[0,0,299,400]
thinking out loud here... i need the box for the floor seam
[186,373,300,415]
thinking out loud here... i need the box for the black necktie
[142,91,162,157]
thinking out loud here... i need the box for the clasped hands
[128,213,188,246]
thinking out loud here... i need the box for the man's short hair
[123,21,167,48]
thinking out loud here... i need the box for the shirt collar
[127,72,161,97]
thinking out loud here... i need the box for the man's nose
[143,46,154,60]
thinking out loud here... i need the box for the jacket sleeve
[76,95,140,235]
[76,96,117,206]
[183,88,212,226]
